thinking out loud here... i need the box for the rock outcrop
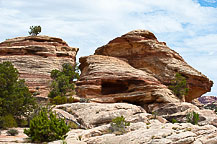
[94,30,213,102]
[146,102,217,127]
[76,55,180,104]
[0,36,78,97]
[50,103,217,144]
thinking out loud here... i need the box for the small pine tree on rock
[28,26,41,36]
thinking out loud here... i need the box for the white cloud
[0,0,217,95]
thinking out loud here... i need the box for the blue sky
[0,0,217,96]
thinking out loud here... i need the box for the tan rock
[55,103,149,129]
[95,29,213,102]
[0,35,78,97]
[65,120,217,144]
[76,55,180,104]
[147,102,217,127]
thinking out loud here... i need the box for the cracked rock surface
[51,103,217,144]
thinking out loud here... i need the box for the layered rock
[76,55,180,104]
[0,36,78,97]
[95,30,213,102]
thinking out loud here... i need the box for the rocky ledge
[0,35,78,97]
[50,102,217,144]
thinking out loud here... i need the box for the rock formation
[94,30,213,102]
[76,55,180,104]
[51,103,217,144]
[0,36,78,97]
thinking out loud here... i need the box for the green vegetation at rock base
[24,107,70,142]
[0,61,36,129]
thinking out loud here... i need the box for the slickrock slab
[52,103,217,144]
[0,35,78,97]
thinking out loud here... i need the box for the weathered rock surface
[76,55,180,104]
[54,103,151,129]
[146,102,217,127]
[94,30,213,102]
[0,35,78,97]
[0,128,28,143]
[2,103,216,144]
[51,103,217,144]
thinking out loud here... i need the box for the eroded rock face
[76,55,180,104]
[0,36,78,97]
[95,30,213,102]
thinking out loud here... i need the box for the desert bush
[48,63,79,104]
[0,61,36,128]
[50,96,67,105]
[171,118,178,124]
[50,96,74,105]
[24,107,70,142]
[6,129,19,136]
[0,114,17,129]
[28,26,41,36]
[109,116,130,135]
[169,73,189,100]
[186,111,199,125]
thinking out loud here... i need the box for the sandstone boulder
[95,30,213,102]
[0,35,78,97]
[76,55,180,104]
[54,103,151,129]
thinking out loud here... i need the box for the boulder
[0,35,78,97]
[54,103,151,129]
[76,55,180,104]
[95,30,213,102]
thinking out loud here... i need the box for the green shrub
[51,96,67,105]
[50,96,75,105]
[0,61,36,128]
[169,73,189,100]
[186,111,199,125]
[48,63,79,104]
[28,26,41,36]
[24,108,70,142]
[0,114,17,129]
[67,96,74,103]
[6,129,19,136]
[171,118,178,124]
[109,116,130,135]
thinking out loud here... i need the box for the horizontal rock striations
[94,30,213,102]
[0,35,78,97]
[76,55,180,104]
